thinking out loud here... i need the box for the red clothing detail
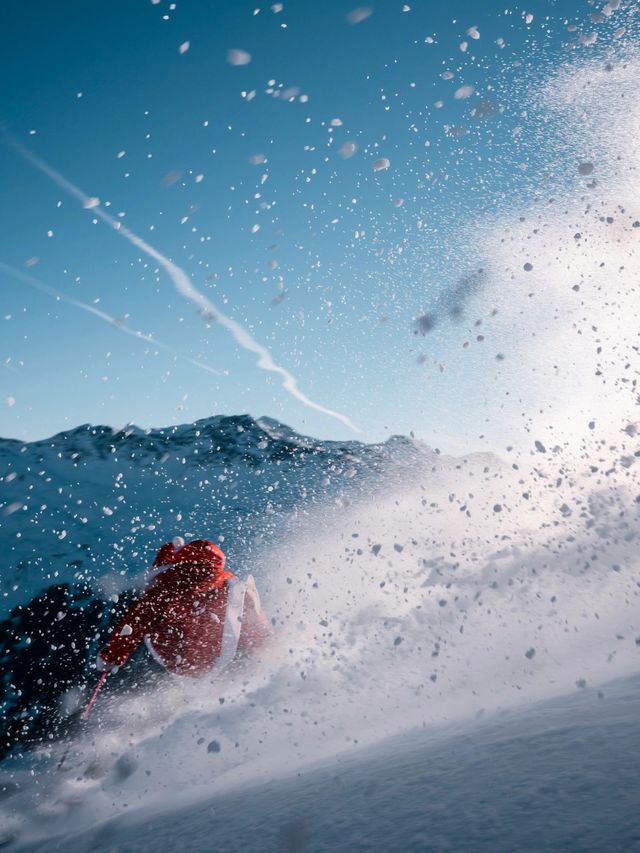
[100,542,270,677]
[152,539,226,573]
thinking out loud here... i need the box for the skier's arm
[98,587,164,670]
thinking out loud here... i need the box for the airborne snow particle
[534,440,546,453]
[525,12,534,23]
[575,678,587,689]
[207,739,222,753]
[346,6,373,24]
[113,754,139,781]
[227,48,252,66]
[162,171,182,187]
[394,636,403,646]
[414,313,437,335]
[330,118,343,127]
[493,504,502,513]
[83,197,100,209]
[179,41,190,54]
[578,162,594,175]
[454,85,475,99]
[4,396,15,408]
[525,647,536,659]
[467,25,480,39]
[523,262,533,271]
[372,158,390,171]
[339,141,357,159]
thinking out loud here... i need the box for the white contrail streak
[0,263,225,377]
[2,133,359,433]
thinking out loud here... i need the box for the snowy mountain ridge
[0,414,451,618]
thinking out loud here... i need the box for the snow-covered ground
[19,674,640,853]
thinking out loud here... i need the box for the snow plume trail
[1,131,359,434]
[3,449,640,848]
[0,262,225,377]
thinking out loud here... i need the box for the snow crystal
[578,162,594,175]
[372,158,390,171]
[339,141,357,159]
[83,197,100,209]
[346,7,373,25]
[4,396,15,407]
[466,25,480,39]
[227,48,252,66]
[179,41,190,55]
[454,85,475,100]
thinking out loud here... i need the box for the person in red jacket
[97,538,270,679]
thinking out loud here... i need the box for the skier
[96,538,270,679]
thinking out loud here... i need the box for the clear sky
[0,0,633,450]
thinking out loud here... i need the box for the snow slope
[18,674,640,853]
[0,414,639,849]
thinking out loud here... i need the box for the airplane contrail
[0,262,225,378]
[2,131,359,433]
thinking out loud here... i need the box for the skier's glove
[96,652,120,674]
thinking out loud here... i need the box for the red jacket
[99,539,270,678]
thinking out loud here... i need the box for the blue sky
[0,0,625,449]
